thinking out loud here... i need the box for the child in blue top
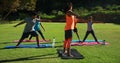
[29,15,46,40]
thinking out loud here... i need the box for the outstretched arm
[92,20,105,23]
[67,11,88,23]
[67,11,79,18]
[77,18,88,23]
[14,21,25,27]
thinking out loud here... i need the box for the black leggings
[65,30,72,39]
[29,30,45,40]
[83,30,98,42]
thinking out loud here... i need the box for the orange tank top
[65,14,77,30]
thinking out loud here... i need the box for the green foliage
[106,5,120,10]
[0,0,20,13]
[92,6,104,11]
[38,11,64,19]
[19,13,29,19]
[57,11,64,15]
[39,13,56,19]
[18,0,36,11]
[0,0,120,24]
[88,11,120,23]
[72,6,120,24]
[73,7,89,17]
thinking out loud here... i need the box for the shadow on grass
[0,41,62,44]
[0,42,13,44]
[55,45,63,48]
[0,45,63,50]
[0,53,58,63]
[0,41,63,50]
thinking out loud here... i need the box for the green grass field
[0,22,120,63]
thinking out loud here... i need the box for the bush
[88,11,120,24]
[92,6,104,11]
[39,13,56,19]
[106,5,120,10]
[73,7,89,17]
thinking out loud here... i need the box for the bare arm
[77,19,88,23]
[67,11,87,23]
[90,17,104,23]
[38,18,45,31]
[14,21,25,27]
[92,20,105,23]
[67,11,79,18]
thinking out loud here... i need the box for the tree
[0,0,37,20]
[2,0,21,20]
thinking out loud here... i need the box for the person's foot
[15,45,19,48]
[63,52,74,57]
[78,40,81,42]
[62,50,68,56]
[80,41,84,43]
[79,41,83,44]
[82,40,85,42]
[68,54,74,57]
[37,45,40,47]
[64,50,68,53]
[43,39,46,42]
[62,53,68,57]
[96,42,100,44]
[26,40,31,42]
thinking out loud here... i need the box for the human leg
[36,36,40,47]
[31,31,40,47]
[91,30,100,44]
[29,35,33,40]
[16,38,24,47]
[63,30,73,57]
[91,30,98,42]
[16,32,29,47]
[73,28,81,41]
[83,31,90,42]
[38,30,45,40]
[67,37,74,57]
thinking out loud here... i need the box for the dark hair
[87,16,93,19]
[36,15,40,18]
[63,2,72,13]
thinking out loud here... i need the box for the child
[82,16,99,44]
[29,15,46,41]
[14,12,40,47]
[63,2,80,57]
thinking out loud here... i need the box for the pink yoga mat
[14,39,51,42]
[71,42,109,46]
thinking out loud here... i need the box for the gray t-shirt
[23,17,36,32]
[87,21,93,31]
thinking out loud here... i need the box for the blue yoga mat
[5,44,52,48]
[72,40,104,42]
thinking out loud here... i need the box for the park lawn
[0,22,120,63]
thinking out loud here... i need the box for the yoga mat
[5,44,52,48]
[71,42,109,46]
[57,49,84,59]
[14,39,51,42]
[72,40,104,42]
